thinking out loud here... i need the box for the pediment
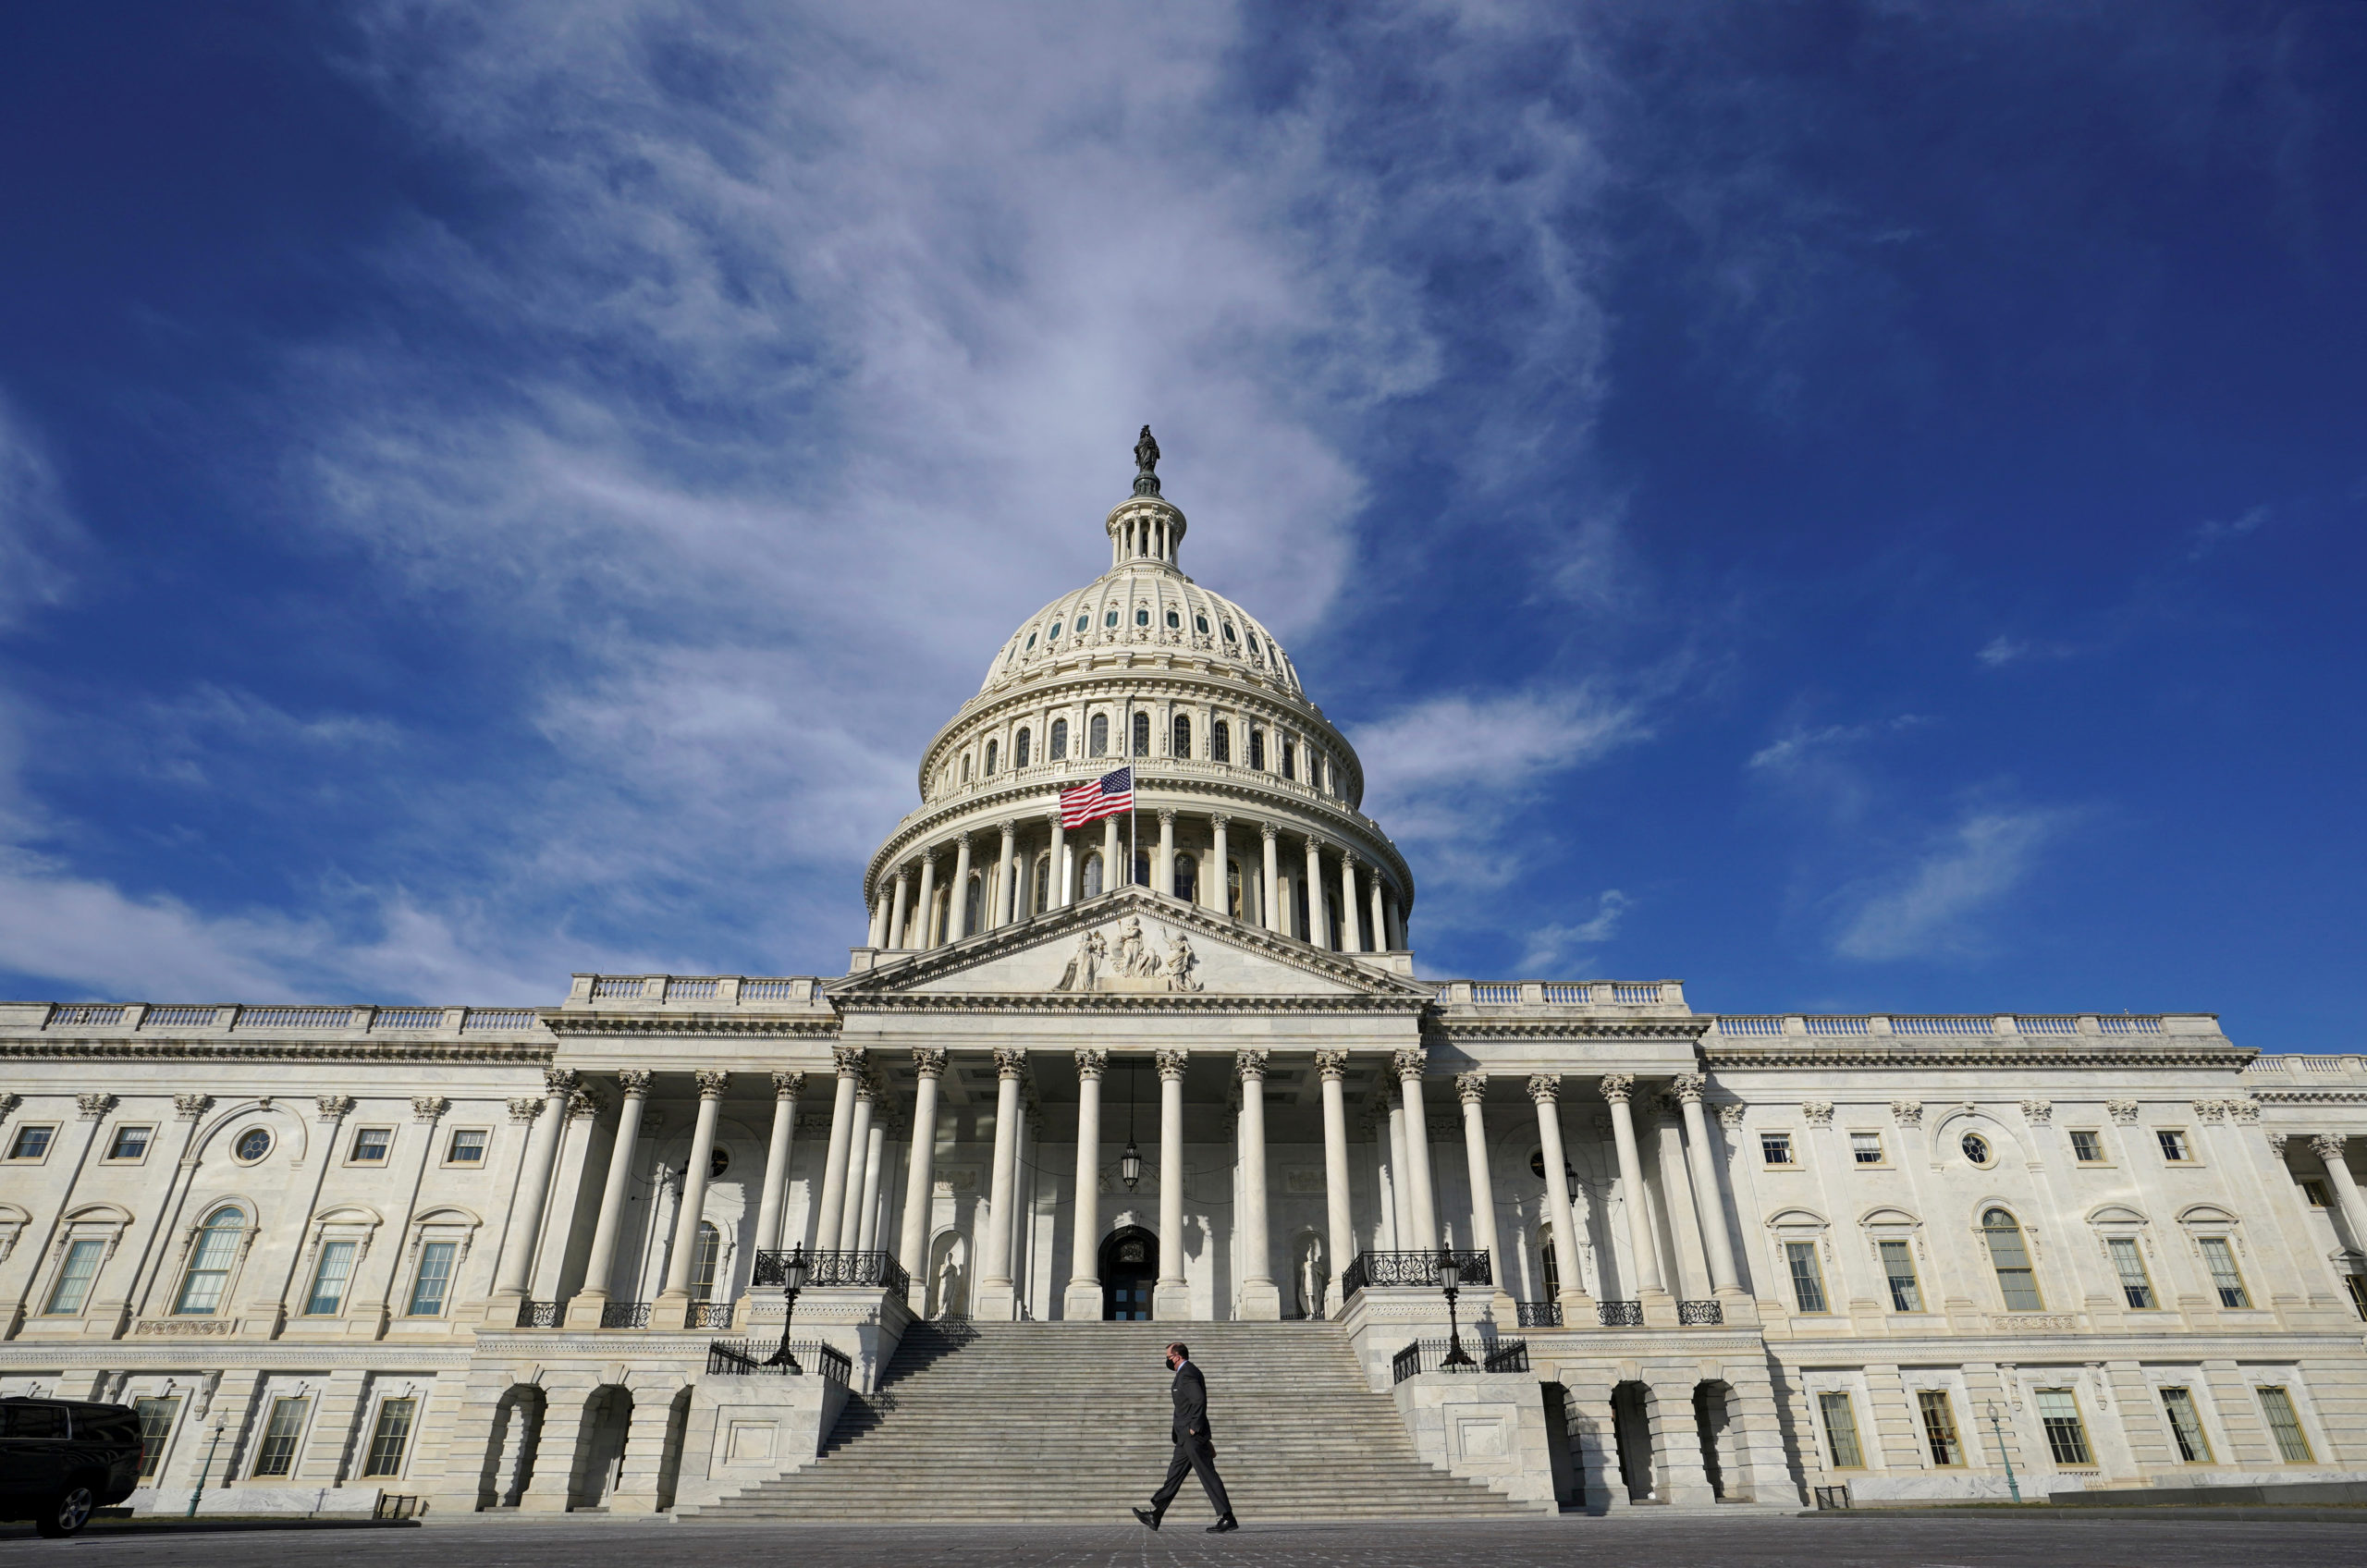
[832,887,1430,1001]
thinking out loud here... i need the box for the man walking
[1134,1341,1238,1533]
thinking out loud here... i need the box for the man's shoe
[1132,1508,1160,1531]
[1206,1519,1239,1533]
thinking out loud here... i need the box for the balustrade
[706,1339,851,1383]
[514,1299,565,1328]
[1390,1338,1530,1383]
[1598,1300,1644,1327]
[1342,1249,1491,1297]
[754,1248,912,1296]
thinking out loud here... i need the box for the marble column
[1652,1096,1710,1300]
[1339,851,1363,953]
[1064,1049,1109,1319]
[1157,811,1176,896]
[489,1068,576,1312]
[657,1071,728,1325]
[949,832,975,941]
[853,1096,888,1252]
[889,866,911,949]
[753,1072,802,1253]
[1049,811,1069,909]
[1236,1049,1281,1318]
[836,1076,877,1250]
[1394,1048,1440,1250]
[1103,815,1122,890]
[565,1071,652,1326]
[1304,838,1331,949]
[811,1047,865,1251]
[1455,1072,1503,1290]
[1385,1092,1415,1247]
[895,1048,948,1307]
[975,1047,1027,1319]
[1261,824,1283,934]
[1385,890,1406,950]
[1674,1073,1744,1298]
[1600,1074,1669,1311]
[915,849,939,948]
[1368,874,1387,954]
[1208,815,1230,914]
[2312,1135,2367,1261]
[1316,1049,1355,1316]
[867,889,889,948]
[1154,1050,1191,1319]
[996,821,1019,927]
[1528,1076,1592,1319]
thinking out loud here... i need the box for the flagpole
[1127,696,1139,888]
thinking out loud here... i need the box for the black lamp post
[1120,1056,1143,1192]
[1438,1248,1475,1368]
[764,1245,811,1370]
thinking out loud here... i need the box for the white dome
[980,564,1302,697]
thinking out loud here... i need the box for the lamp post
[1438,1248,1475,1368]
[1983,1399,2022,1502]
[186,1419,226,1517]
[764,1245,811,1371]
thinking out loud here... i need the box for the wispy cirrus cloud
[1833,805,2076,962]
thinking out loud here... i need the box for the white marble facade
[4,448,2365,1515]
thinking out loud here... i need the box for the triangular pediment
[831,887,1430,1001]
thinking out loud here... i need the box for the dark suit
[1148,1359,1234,1523]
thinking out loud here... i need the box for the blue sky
[0,3,2361,1046]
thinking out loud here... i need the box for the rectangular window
[7,1124,55,1160]
[691,1226,720,1303]
[2108,1237,2156,1308]
[349,1127,391,1163]
[252,1397,309,1477]
[175,1224,241,1315]
[44,1238,105,1315]
[1760,1132,1795,1166]
[2036,1389,2093,1466]
[407,1241,457,1317]
[1817,1391,1865,1468]
[2256,1387,2313,1463]
[2198,1237,2250,1308]
[1785,1241,1829,1314]
[1917,1390,1962,1465]
[1879,1240,1924,1312]
[2298,1178,2329,1207]
[1850,1132,1883,1164]
[2070,1130,2105,1162]
[2159,1387,2213,1464]
[2157,1129,2191,1162]
[446,1128,487,1163]
[133,1395,180,1481]
[107,1124,153,1160]
[362,1398,416,1477]
[306,1240,357,1316]
[2345,1273,2367,1323]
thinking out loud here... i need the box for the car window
[2,1403,69,1438]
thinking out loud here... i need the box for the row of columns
[866,813,1408,954]
[516,1056,1745,1329]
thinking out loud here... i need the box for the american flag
[1059,766,1134,828]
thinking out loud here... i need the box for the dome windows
[1221,621,1237,642]
[1104,609,1119,629]
[1050,718,1069,760]
[1171,714,1191,757]
[1196,613,1209,634]
[1135,606,1150,628]
[1088,714,1110,757]
[1164,608,1180,629]
[1025,632,1037,650]
[1248,728,1266,770]
[984,740,999,776]
[1015,728,1032,767]
[1076,615,1089,634]
[1212,720,1231,763]
[1131,712,1150,756]
[1046,619,1061,641]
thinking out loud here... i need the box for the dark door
[1100,1228,1158,1320]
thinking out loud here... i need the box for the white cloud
[1833,806,2071,962]
[1515,888,1629,974]
[1354,683,1646,858]
[2187,503,2268,561]
[0,396,79,632]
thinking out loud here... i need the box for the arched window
[1171,714,1191,757]
[1248,729,1266,770]
[1050,718,1068,760]
[692,1221,721,1303]
[1175,852,1197,903]
[1212,720,1231,763]
[1015,728,1031,767]
[1132,712,1150,757]
[1165,608,1180,629]
[1103,608,1119,629]
[1981,1208,2043,1311]
[984,740,998,776]
[1539,1224,1561,1298]
[177,1206,245,1315]
[963,875,984,937]
[1281,739,1296,780]
[1227,860,1246,920]
[1135,606,1150,627]
[1082,852,1104,899]
[1088,714,1109,756]
[1033,853,1051,913]
[961,753,972,782]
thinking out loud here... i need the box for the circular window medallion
[235,1127,273,1163]
[1961,1133,1992,1166]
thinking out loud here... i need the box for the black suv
[0,1397,141,1537]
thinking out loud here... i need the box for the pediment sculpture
[1054,915,1202,994]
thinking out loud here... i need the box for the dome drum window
[1222,621,1236,642]
[1195,614,1209,634]
[1135,606,1150,627]
[1212,720,1231,763]
[1131,712,1150,757]
[1088,715,1110,757]
[1026,631,1038,649]
[1171,714,1191,757]
[1050,719,1069,760]
[984,740,998,776]
[1103,610,1118,629]
[1015,728,1032,767]
[1164,608,1180,629]
[1076,615,1089,633]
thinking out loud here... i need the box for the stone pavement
[5,1513,2363,1568]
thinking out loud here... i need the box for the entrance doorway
[1100,1226,1158,1320]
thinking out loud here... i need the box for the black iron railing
[1342,1249,1492,1297]
[1516,1300,1564,1329]
[707,1338,851,1384]
[515,1299,564,1329]
[1677,1298,1723,1326]
[601,1300,652,1329]
[1598,1299,1644,1327]
[689,1301,737,1329]
[1390,1337,1531,1384]
[753,1249,912,1296]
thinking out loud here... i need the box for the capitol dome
[859,429,1412,964]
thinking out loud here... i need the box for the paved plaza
[3,1514,2362,1568]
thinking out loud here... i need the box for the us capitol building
[4,435,2365,1521]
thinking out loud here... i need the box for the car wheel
[34,1483,96,1537]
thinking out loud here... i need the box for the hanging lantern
[1120,1137,1143,1191]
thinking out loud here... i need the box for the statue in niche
[1162,929,1202,992]
[935,1249,967,1319]
[1295,1236,1328,1320]
[1055,929,1106,992]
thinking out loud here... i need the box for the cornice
[1430,1018,1712,1044]
[0,1038,554,1064]
[841,991,1428,1018]
[542,1015,842,1039]
[1702,1043,2252,1071]
[2251,1088,2367,1105]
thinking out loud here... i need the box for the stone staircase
[681,1319,1551,1523]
